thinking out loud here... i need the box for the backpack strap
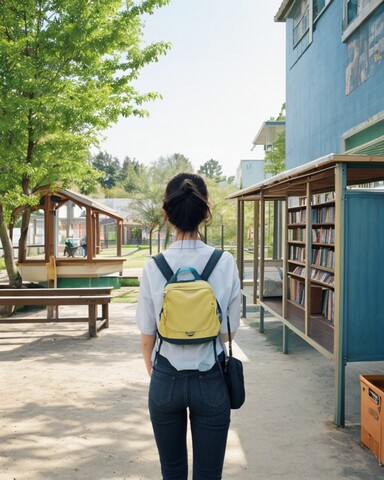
[201,249,224,281]
[153,249,223,282]
[152,253,174,281]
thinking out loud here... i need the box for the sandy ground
[1,302,384,479]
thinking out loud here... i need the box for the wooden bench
[0,288,112,337]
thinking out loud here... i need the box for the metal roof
[227,154,384,200]
[251,121,286,149]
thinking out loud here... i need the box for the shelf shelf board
[288,272,305,281]
[311,278,335,289]
[259,298,334,358]
[288,260,306,267]
[287,298,305,310]
[311,200,335,207]
[311,264,334,273]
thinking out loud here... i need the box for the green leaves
[0,0,170,216]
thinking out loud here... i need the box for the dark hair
[163,173,212,232]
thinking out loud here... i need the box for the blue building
[275,0,384,168]
[235,121,286,188]
[235,160,267,189]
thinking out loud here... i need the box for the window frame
[342,0,384,41]
[313,0,332,22]
[293,0,311,47]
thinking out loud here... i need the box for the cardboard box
[360,375,384,464]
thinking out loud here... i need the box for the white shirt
[135,240,241,371]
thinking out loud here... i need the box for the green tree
[264,103,286,176]
[91,151,122,189]
[120,157,144,193]
[198,159,223,182]
[153,153,194,181]
[204,179,237,247]
[131,153,194,252]
[0,0,170,286]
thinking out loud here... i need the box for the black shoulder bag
[225,316,245,409]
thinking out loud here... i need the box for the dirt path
[0,303,383,479]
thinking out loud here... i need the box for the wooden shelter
[229,154,384,426]
[14,186,125,285]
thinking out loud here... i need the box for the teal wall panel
[57,276,121,289]
[344,191,384,361]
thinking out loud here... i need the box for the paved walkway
[0,301,384,479]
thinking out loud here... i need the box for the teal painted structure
[283,1,384,168]
[344,189,384,361]
[57,276,121,289]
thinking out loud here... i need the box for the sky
[99,0,286,178]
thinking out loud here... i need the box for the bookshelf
[229,154,384,427]
[285,194,335,353]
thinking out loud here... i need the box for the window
[343,0,384,38]
[313,0,332,21]
[313,0,326,19]
[293,0,310,46]
[346,0,359,24]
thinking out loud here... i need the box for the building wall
[285,1,384,168]
[235,159,267,188]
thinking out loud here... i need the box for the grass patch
[112,288,139,303]
[123,248,151,268]
[121,278,140,287]
[0,258,5,270]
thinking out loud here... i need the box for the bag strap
[152,253,174,281]
[226,315,233,357]
[153,249,224,282]
[201,249,224,281]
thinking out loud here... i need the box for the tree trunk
[0,205,22,288]
[18,206,31,263]
[149,228,153,256]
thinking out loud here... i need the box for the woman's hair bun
[180,179,195,194]
[163,173,212,232]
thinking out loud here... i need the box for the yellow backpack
[153,250,223,344]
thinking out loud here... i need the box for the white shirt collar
[168,239,206,249]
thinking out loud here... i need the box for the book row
[288,209,306,224]
[322,289,335,323]
[288,278,306,306]
[289,267,335,287]
[288,278,334,322]
[312,205,335,224]
[289,245,306,262]
[311,268,335,286]
[288,227,306,241]
[312,247,335,269]
[312,227,335,245]
[288,205,335,224]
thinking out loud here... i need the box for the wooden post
[253,199,259,306]
[259,192,265,333]
[45,196,55,261]
[88,304,97,337]
[95,213,101,254]
[84,207,92,260]
[334,163,347,427]
[237,199,244,289]
[117,219,122,257]
[305,180,312,336]
[282,196,289,351]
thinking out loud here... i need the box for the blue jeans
[149,354,231,480]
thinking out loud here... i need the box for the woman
[136,172,240,480]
